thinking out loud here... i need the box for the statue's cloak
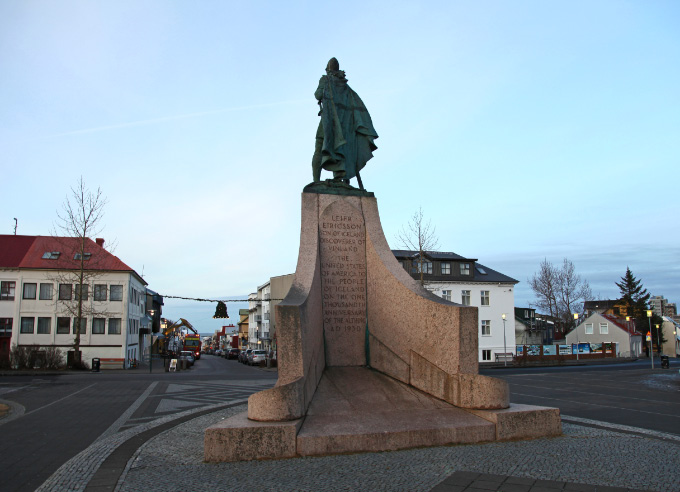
[315,74,378,180]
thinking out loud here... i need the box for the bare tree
[529,258,592,326]
[557,258,592,319]
[529,259,560,319]
[396,207,439,286]
[52,177,108,365]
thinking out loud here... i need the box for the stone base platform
[204,367,561,462]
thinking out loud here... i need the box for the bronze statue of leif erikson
[311,58,378,190]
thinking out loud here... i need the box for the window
[74,253,92,261]
[74,284,89,301]
[92,318,106,334]
[0,318,12,336]
[441,290,451,301]
[1,281,16,300]
[41,251,60,259]
[57,317,70,334]
[59,284,72,300]
[37,317,51,334]
[94,284,107,301]
[20,317,35,334]
[412,261,432,275]
[108,318,121,334]
[481,291,490,306]
[585,323,593,334]
[461,290,471,306]
[461,263,470,275]
[482,350,491,361]
[73,317,86,335]
[441,263,451,275]
[39,283,53,300]
[481,320,491,336]
[110,285,123,301]
[599,323,609,335]
[23,283,37,299]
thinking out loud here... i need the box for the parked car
[239,349,252,364]
[249,349,267,366]
[179,351,195,366]
[215,348,223,356]
[226,348,240,360]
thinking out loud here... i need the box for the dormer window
[42,252,61,260]
[74,253,92,261]
[412,260,432,275]
[441,262,451,275]
[460,263,470,275]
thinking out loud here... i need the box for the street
[0,358,678,491]
[483,359,680,438]
[0,355,277,492]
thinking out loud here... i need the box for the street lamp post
[647,310,654,369]
[573,313,579,361]
[501,313,507,367]
[655,324,661,357]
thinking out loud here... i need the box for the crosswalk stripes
[116,379,276,432]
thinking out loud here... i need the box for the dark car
[239,349,252,364]
[226,348,240,360]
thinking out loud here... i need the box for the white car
[179,351,195,366]
[249,350,267,366]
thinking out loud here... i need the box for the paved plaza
[34,401,679,492]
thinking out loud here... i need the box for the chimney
[96,238,105,247]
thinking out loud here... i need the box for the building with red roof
[0,235,157,368]
[565,312,643,358]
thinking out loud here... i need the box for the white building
[392,250,518,362]
[247,292,259,349]
[0,235,151,369]
[248,274,294,351]
[565,313,642,357]
[661,316,680,357]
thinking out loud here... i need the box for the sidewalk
[33,400,679,492]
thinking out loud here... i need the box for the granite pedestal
[205,192,561,462]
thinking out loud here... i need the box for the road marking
[24,383,97,416]
[512,391,680,419]
[98,382,158,440]
[0,385,30,395]
[562,414,680,442]
[509,381,680,407]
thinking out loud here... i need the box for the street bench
[495,353,514,362]
[99,358,125,370]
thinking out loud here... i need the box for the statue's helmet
[326,57,340,72]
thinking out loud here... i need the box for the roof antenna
[13,218,17,235]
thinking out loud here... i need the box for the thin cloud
[40,98,308,140]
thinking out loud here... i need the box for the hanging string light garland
[159,294,286,319]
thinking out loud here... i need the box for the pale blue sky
[3,1,679,331]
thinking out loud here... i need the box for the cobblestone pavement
[116,404,680,492]
[430,471,649,491]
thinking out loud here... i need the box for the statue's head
[326,58,340,72]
